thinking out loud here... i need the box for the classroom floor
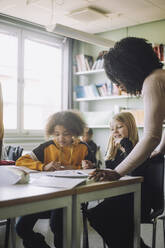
[0,217,164,248]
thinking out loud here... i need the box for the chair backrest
[132,154,164,220]
[95,146,102,168]
[5,146,23,161]
[146,154,164,218]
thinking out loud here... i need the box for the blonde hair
[105,112,139,160]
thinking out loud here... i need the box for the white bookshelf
[89,124,165,129]
[74,69,104,76]
[75,95,137,102]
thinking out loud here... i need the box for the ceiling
[0,0,165,34]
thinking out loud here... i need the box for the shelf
[88,125,109,129]
[89,125,143,129]
[75,95,137,102]
[74,69,104,76]
[88,124,165,129]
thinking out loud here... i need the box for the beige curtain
[0,83,4,159]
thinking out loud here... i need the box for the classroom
[0,1,165,248]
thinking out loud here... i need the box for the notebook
[30,175,86,189]
[48,170,88,178]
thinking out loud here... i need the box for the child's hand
[82,160,94,169]
[113,138,125,152]
[43,161,63,171]
[113,137,123,146]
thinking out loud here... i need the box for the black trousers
[16,208,63,248]
[86,193,134,248]
[86,160,152,248]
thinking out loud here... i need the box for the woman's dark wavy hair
[104,37,163,95]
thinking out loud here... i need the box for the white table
[0,171,143,248]
[0,183,73,248]
[72,176,143,248]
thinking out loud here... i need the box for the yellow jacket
[16,139,92,171]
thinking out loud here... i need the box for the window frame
[0,19,69,142]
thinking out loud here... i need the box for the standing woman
[90,37,165,181]
[87,37,165,248]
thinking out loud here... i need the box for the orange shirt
[16,139,92,171]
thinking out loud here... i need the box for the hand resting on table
[89,168,121,182]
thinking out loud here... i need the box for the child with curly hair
[16,110,94,248]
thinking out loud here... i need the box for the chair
[95,146,102,169]
[5,145,23,161]
[82,154,164,248]
[1,146,23,248]
[81,145,104,248]
[0,218,16,248]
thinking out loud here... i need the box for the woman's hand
[150,150,162,158]
[43,161,64,171]
[82,160,95,169]
[89,169,121,182]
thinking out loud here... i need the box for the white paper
[47,170,88,178]
[0,165,38,173]
[31,175,86,189]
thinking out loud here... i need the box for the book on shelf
[92,50,108,70]
[85,55,94,70]
[152,43,165,62]
[75,81,128,99]
[96,83,108,97]
[75,85,86,98]
[84,84,100,98]
[75,54,94,72]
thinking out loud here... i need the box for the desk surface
[0,175,143,208]
[0,184,74,207]
[0,174,143,248]
[75,176,143,194]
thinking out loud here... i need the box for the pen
[77,171,84,175]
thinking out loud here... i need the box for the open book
[46,170,88,178]
[30,175,86,189]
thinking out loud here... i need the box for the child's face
[110,120,128,139]
[53,125,73,147]
[82,132,92,143]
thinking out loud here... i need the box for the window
[24,38,62,130]
[0,23,64,135]
[0,32,18,130]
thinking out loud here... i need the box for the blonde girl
[105,112,138,169]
